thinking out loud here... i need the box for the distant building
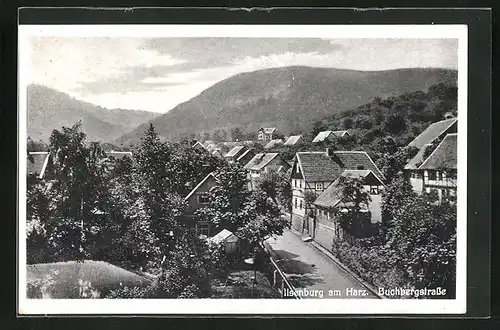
[312,130,350,143]
[224,145,247,164]
[243,153,291,190]
[283,135,305,147]
[257,127,277,142]
[407,133,457,200]
[192,141,209,152]
[403,118,457,194]
[313,170,385,247]
[264,139,284,150]
[184,172,218,237]
[290,149,384,235]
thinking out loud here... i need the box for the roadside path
[265,229,377,299]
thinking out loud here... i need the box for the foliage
[257,170,292,211]
[195,164,288,252]
[332,175,373,238]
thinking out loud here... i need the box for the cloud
[28,37,458,112]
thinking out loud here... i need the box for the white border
[18,24,468,315]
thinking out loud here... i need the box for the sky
[27,37,458,113]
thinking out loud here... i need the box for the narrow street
[265,229,378,299]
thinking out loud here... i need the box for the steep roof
[236,149,254,162]
[332,130,349,137]
[407,118,457,148]
[419,133,457,170]
[203,140,214,147]
[283,135,303,146]
[314,170,380,208]
[27,152,51,179]
[296,152,344,182]
[192,141,208,150]
[244,153,281,171]
[184,172,217,201]
[296,151,385,183]
[225,145,245,158]
[312,131,333,143]
[334,151,385,181]
[264,139,284,149]
[404,146,429,170]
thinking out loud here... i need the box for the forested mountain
[116,66,457,146]
[27,84,159,143]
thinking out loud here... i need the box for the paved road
[265,229,377,299]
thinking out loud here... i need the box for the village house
[283,135,305,147]
[312,130,350,143]
[312,170,385,249]
[183,172,218,237]
[257,127,277,142]
[264,139,284,150]
[27,151,52,180]
[290,149,384,235]
[224,145,248,164]
[403,117,457,194]
[243,153,291,190]
[409,133,457,200]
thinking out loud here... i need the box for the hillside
[116,66,457,146]
[27,84,159,143]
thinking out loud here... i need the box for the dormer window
[315,182,323,190]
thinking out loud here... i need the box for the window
[315,182,323,190]
[296,165,300,173]
[323,210,327,216]
[317,209,320,216]
[428,170,437,180]
[370,186,379,195]
[436,171,442,180]
[294,198,297,208]
[299,200,303,209]
[299,180,302,188]
[196,223,209,237]
[198,193,210,204]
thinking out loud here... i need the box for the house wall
[185,176,217,215]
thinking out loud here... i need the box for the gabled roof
[264,139,284,149]
[312,131,333,143]
[184,172,217,201]
[419,133,457,170]
[27,152,51,179]
[244,153,281,171]
[295,151,385,183]
[283,135,303,146]
[192,141,208,150]
[296,152,344,182]
[404,146,428,170]
[258,127,277,134]
[332,130,350,137]
[334,151,385,182]
[407,118,457,149]
[236,149,254,162]
[203,140,214,147]
[225,145,245,158]
[314,170,380,208]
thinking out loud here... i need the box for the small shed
[209,229,240,254]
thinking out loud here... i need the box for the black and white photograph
[18,23,467,314]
